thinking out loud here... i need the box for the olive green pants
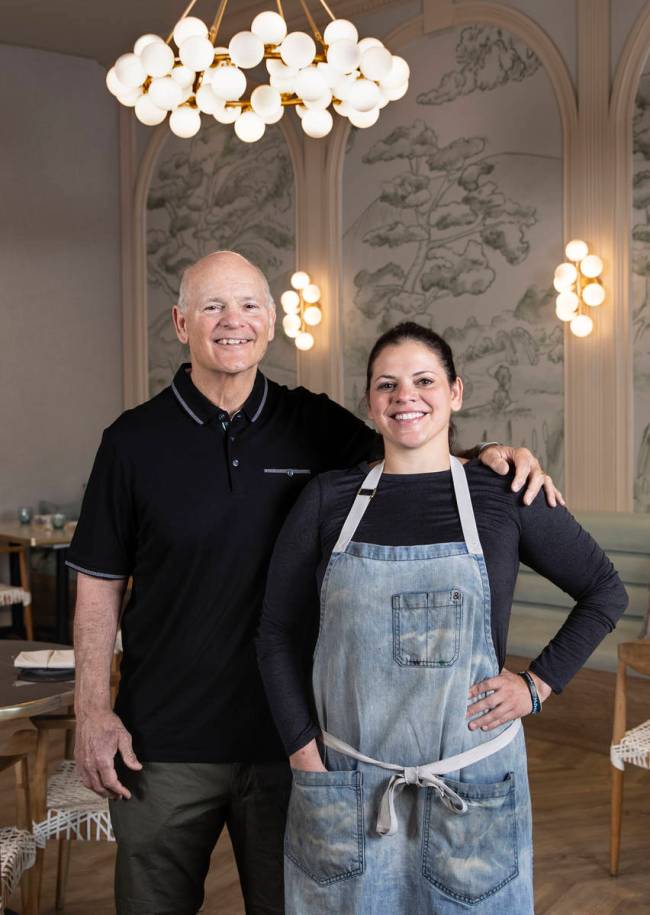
[109,760,291,915]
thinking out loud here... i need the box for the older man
[69,251,559,915]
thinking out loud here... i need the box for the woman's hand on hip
[466,668,552,731]
[289,738,328,772]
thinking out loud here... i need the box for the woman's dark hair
[365,321,459,451]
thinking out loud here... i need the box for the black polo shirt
[67,364,376,763]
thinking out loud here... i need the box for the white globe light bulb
[283,313,301,337]
[302,283,321,304]
[295,66,329,102]
[211,66,246,100]
[303,305,322,326]
[173,16,208,47]
[262,106,284,124]
[116,86,144,107]
[180,35,215,72]
[291,271,310,290]
[383,81,409,101]
[281,290,300,314]
[324,19,358,44]
[234,110,266,143]
[316,62,339,90]
[582,282,605,307]
[360,46,393,81]
[327,39,361,74]
[554,262,578,288]
[564,238,589,262]
[357,36,384,53]
[381,55,410,89]
[348,79,381,112]
[348,106,380,128]
[140,41,175,78]
[171,65,195,88]
[304,92,333,111]
[270,73,295,93]
[301,108,333,138]
[295,105,308,120]
[229,31,265,69]
[196,84,220,114]
[148,77,183,111]
[555,292,579,321]
[252,11,288,45]
[280,32,317,70]
[135,94,167,125]
[251,85,282,118]
[169,107,201,138]
[332,72,356,101]
[115,53,146,88]
[267,59,297,78]
[133,34,161,56]
[333,99,352,116]
[214,105,240,124]
[295,331,315,351]
[570,314,594,337]
[106,66,128,97]
[580,254,603,278]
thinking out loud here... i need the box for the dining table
[0,521,74,644]
[0,640,74,724]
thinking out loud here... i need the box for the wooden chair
[610,640,650,876]
[0,729,38,915]
[0,543,33,639]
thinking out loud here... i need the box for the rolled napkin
[14,649,75,669]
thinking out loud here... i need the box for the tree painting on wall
[343,26,564,485]
[632,62,650,512]
[146,123,296,395]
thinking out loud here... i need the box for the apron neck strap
[332,457,483,556]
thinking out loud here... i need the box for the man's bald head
[177,251,274,314]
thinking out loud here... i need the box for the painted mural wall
[146,122,297,396]
[342,25,565,485]
[633,56,650,512]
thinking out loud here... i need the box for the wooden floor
[2,657,649,914]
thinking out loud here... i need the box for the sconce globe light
[106,1,410,142]
[552,239,604,338]
[281,270,323,350]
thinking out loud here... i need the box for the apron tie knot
[376,769,468,837]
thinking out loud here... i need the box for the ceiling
[0,0,394,68]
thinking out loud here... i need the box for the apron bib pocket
[422,771,518,904]
[392,589,462,667]
[285,769,365,886]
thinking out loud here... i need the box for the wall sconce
[280,271,323,352]
[553,239,604,337]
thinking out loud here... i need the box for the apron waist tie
[322,718,522,837]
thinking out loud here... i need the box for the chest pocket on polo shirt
[392,589,462,668]
[264,468,312,478]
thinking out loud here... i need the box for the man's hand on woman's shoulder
[478,444,565,507]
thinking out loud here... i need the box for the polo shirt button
[219,413,227,422]
[232,459,239,468]
[287,470,294,477]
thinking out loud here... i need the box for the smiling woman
[256,320,628,915]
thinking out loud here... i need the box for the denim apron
[284,458,534,914]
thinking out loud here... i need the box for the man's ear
[172,305,189,345]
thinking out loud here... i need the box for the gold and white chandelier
[281,270,322,351]
[106,1,410,142]
[553,239,605,338]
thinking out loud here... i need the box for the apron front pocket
[392,589,462,668]
[422,771,518,904]
[285,769,364,886]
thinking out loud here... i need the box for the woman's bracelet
[518,670,542,715]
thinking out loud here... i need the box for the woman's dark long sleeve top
[256,459,628,756]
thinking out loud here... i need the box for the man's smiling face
[173,252,276,376]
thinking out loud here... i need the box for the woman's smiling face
[367,339,463,453]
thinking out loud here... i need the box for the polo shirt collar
[171,363,268,426]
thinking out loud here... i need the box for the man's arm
[74,573,142,799]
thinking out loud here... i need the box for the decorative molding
[609,0,650,511]
[423,0,454,34]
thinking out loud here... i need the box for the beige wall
[0,44,123,519]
